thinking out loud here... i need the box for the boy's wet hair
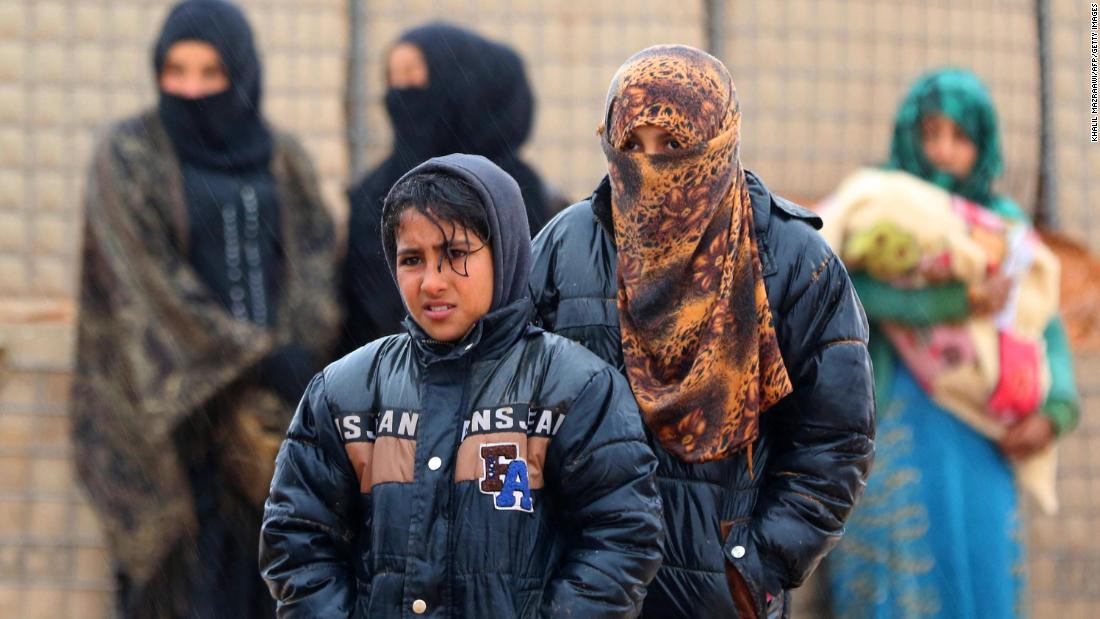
[382,170,492,273]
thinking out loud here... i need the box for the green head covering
[887,68,1005,209]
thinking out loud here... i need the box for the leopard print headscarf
[601,45,792,463]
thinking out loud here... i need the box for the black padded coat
[259,300,664,618]
[529,172,876,618]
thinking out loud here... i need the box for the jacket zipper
[443,355,474,618]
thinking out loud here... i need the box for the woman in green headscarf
[823,68,1080,618]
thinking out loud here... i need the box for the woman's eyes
[620,138,682,152]
[398,256,422,267]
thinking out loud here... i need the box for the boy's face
[395,209,494,342]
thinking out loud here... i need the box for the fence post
[705,0,727,62]
[1035,0,1057,228]
[346,0,368,181]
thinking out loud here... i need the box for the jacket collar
[404,297,535,367]
[590,169,780,276]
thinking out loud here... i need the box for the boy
[260,154,663,618]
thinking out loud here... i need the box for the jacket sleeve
[1040,315,1080,435]
[529,214,563,331]
[850,271,970,326]
[541,367,664,618]
[260,372,361,617]
[726,249,875,601]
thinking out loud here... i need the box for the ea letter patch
[479,443,532,512]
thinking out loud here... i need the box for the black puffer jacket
[262,297,665,619]
[530,173,875,618]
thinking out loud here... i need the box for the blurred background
[0,0,1097,616]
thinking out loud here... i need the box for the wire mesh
[1,0,1097,616]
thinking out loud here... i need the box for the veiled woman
[72,1,339,615]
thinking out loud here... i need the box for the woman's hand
[997,414,1056,460]
[967,273,1012,315]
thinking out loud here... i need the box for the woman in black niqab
[145,2,286,617]
[341,22,553,353]
[73,1,339,617]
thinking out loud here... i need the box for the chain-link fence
[0,1,347,615]
[0,0,1096,616]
